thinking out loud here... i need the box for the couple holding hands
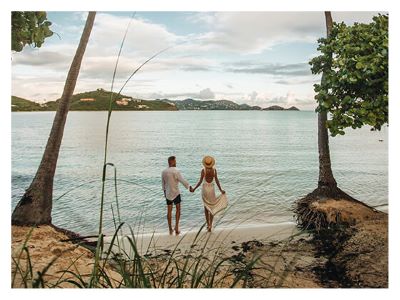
[161,155,228,235]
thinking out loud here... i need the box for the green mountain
[12,96,44,111]
[11,90,300,112]
[44,89,178,111]
[12,89,178,112]
[161,98,262,110]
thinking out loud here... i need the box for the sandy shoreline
[100,222,300,257]
[11,203,387,288]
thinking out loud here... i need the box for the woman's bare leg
[209,214,214,231]
[204,207,210,230]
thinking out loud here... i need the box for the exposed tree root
[294,185,377,231]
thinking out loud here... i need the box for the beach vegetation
[310,14,388,137]
[12,11,54,52]
[295,12,383,230]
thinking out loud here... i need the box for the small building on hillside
[115,98,130,106]
[116,97,134,106]
[80,98,95,102]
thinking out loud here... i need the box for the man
[161,156,192,235]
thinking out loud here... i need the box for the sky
[11,11,384,110]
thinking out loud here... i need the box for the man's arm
[176,170,190,190]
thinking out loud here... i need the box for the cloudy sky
[11,11,384,110]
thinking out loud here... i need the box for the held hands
[189,186,195,193]
[221,190,226,194]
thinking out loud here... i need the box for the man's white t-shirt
[161,167,190,201]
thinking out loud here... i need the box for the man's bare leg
[175,203,181,235]
[167,204,173,235]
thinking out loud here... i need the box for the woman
[191,156,227,232]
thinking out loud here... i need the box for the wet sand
[100,222,300,257]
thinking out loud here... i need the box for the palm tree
[12,12,96,225]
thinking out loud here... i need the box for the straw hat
[202,156,215,168]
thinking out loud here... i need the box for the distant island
[262,105,300,111]
[11,89,300,112]
[160,98,262,110]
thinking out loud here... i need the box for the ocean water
[11,111,388,235]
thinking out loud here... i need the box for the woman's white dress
[201,168,228,216]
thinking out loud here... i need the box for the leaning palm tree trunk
[12,12,96,225]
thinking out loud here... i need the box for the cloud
[198,88,215,99]
[264,92,316,108]
[188,11,383,54]
[180,65,211,72]
[227,91,317,109]
[226,62,311,76]
[12,49,71,68]
[188,12,321,54]
[12,11,384,106]
[149,88,215,100]
[249,91,258,101]
[88,13,180,56]
[274,77,320,85]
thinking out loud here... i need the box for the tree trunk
[294,12,374,230]
[317,11,337,191]
[12,12,96,226]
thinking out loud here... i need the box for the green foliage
[12,11,53,52]
[310,14,388,136]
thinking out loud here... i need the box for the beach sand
[11,201,388,288]
[100,222,300,257]
[98,222,323,288]
[12,222,317,288]
[11,225,121,288]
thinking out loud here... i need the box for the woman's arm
[214,169,225,193]
[192,169,204,192]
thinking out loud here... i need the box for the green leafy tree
[12,11,53,52]
[310,14,388,136]
[295,12,386,230]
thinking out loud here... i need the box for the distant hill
[11,89,177,112]
[161,98,262,110]
[12,96,44,111]
[44,89,178,111]
[11,90,300,112]
[263,105,300,111]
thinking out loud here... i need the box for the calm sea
[11,111,388,235]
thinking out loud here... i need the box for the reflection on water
[12,111,388,235]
